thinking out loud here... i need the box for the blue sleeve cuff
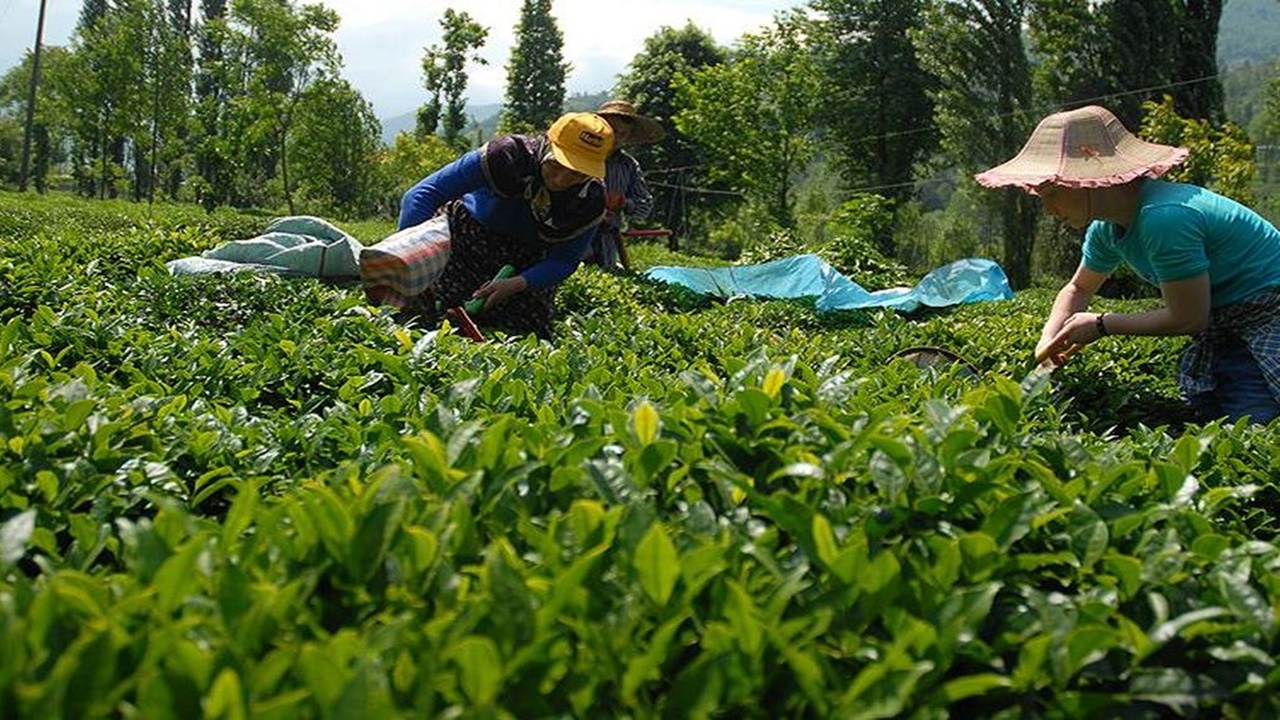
[521,234,592,289]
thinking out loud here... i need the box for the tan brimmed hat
[596,100,665,146]
[974,105,1188,191]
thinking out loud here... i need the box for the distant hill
[1218,0,1280,68]
[379,102,503,145]
[379,92,612,146]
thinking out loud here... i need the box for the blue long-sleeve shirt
[398,134,606,289]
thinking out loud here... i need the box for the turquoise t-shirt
[1082,180,1280,307]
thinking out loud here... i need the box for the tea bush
[2,191,1278,718]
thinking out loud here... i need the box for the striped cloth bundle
[359,215,452,307]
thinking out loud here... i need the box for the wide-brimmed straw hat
[974,105,1188,191]
[547,112,614,179]
[596,100,665,146]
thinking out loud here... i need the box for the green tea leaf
[812,513,839,568]
[632,401,661,445]
[1103,554,1143,599]
[451,636,503,706]
[635,521,679,606]
[1068,505,1109,569]
[762,366,786,399]
[940,673,1012,703]
[205,668,247,720]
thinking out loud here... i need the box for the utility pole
[19,0,50,192]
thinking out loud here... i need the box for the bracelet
[1095,312,1109,337]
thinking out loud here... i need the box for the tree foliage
[614,23,726,239]
[382,131,459,202]
[194,0,230,208]
[914,0,1037,289]
[1029,0,1224,125]
[675,14,822,228]
[289,77,383,218]
[0,47,74,192]
[418,9,488,148]
[1028,0,1112,107]
[1140,94,1256,204]
[811,0,936,202]
[226,0,340,213]
[62,2,148,199]
[500,0,568,134]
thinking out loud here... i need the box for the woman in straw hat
[977,104,1280,423]
[583,100,666,269]
[361,112,614,337]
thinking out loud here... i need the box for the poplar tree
[418,9,488,148]
[812,0,936,203]
[914,0,1037,289]
[78,0,112,31]
[500,0,567,133]
[195,0,230,208]
[1172,0,1224,123]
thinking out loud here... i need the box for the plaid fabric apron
[358,214,452,308]
[1178,286,1280,404]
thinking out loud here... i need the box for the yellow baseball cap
[547,112,614,179]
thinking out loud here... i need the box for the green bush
[3,195,1279,719]
[1141,94,1258,205]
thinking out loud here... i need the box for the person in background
[976,104,1280,423]
[582,100,664,270]
[362,112,613,337]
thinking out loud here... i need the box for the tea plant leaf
[1151,607,1232,644]
[451,636,503,706]
[622,613,688,703]
[402,432,460,494]
[1128,667,1215,714]
[635,521,679,606]
[250,689,311,719]
[1213,555,1274,633]
[812,513,839,568]
[724,580,764,656]
[6,198,1280,717]
[959,532,1001,582]
[763,366,786,399]
[632,401,661,446]
[940,673,1013,703]
[1171,431,1212,474]
[1103,553,1144,599]
[205,667,247,720]
[1065,625,1120,678]
[1068,504,1109,569]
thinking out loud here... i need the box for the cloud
[327,0,799,116]
[0,0,801,120]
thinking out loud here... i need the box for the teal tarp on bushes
[166,216,362,278]
[643,254,1013,313]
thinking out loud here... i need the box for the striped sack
[360,214,452,308]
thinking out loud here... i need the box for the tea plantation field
[2,192,1279,718]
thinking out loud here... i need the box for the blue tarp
[643,254,1013,313]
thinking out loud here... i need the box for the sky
[0,0,805,120]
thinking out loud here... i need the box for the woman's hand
[1034,312,1105,366]
[471,275,528,312]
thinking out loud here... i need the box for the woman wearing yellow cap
[977,105,1280,423]
[362,112,614,336]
